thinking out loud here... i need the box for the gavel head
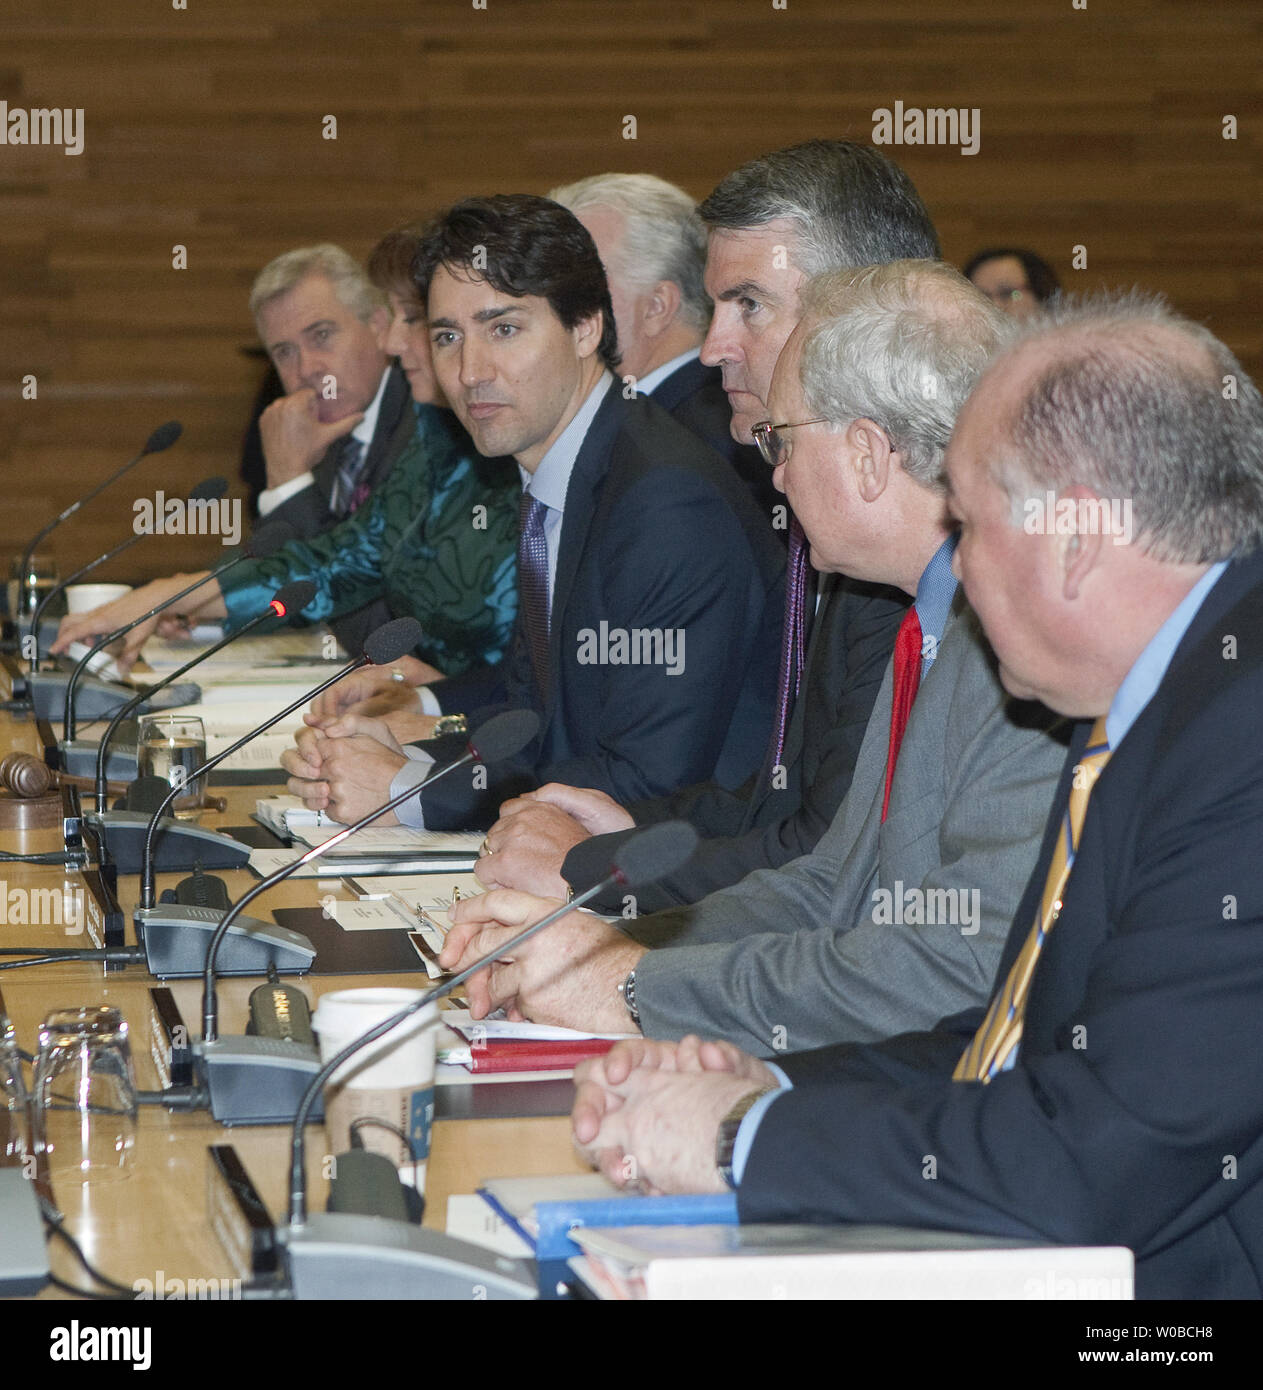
[0,752,54,799]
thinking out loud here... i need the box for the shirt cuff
[731,1063,792,1187]
[257,471,316,516]
[417,686,441,716]
[389,747,437,828]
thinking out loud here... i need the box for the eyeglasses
[751,418,829,467]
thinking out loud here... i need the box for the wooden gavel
[0,752,55,799]
[0,751,62,831]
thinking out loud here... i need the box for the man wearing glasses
[441,260,1071,1061]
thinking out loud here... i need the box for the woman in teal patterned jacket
[220,226,519,675]
[52,228,519,678]
[218,400,519,676]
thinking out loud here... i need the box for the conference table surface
[0,671,587,1299]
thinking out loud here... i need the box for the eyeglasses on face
[751,417,829,467]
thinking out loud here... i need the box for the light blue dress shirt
[390,373,615,828]
[731,532,961,1182]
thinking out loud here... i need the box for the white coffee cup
[66,583,132,614]
[312,988,439,1184]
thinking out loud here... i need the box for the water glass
[33,1006,137,1184]
[137,713,207,818]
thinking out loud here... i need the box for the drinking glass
[7,553,58,625]
[0,1012,29,1162]
[137,712,207,819]
[32,1006,137,1184]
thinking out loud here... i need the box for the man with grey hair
[441,259,1070,1060]
[248,243,412,544]
[549,173,773,512]
[475,143,938,910]
[566,294,1263,1301]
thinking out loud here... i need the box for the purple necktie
[332,435,366,517]
[767,515,812,771]
[518,490,551,699]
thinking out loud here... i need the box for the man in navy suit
[283,195,783,831]
[566,293,1263,1300]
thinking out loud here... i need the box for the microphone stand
[61,553,254,744]
[92,603,294,813]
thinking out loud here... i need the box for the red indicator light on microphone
[270,600,288,617]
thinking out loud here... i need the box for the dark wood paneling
[1,0,1259,578]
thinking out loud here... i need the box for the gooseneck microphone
[28,477,228,677]
[287,819,697,1223]
[200,707,542,1044]
[16,420,183,616]
[184,710,541,1127]
[92,577,316,813]
[136,616,423,909]
[62,527,287,743]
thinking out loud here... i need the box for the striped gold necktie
[954,716,1111,1083]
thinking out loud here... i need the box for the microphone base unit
[28,670,200,723]
[85,810,250,875]
[134,903,316,978]
[52,734,138,784]
[279,1213,536,1301]
[0,1169,48,1297]
[196,1037,326,1127]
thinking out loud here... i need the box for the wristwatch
[617,969,641,1029]
[431,713,468,737]
[715,1088,776,1190]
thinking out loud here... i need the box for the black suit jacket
[562,574,909,911]
[649,357,782,530]
[253,363,413,653]
[417,385,785,831]
[740,549,1263,1300]
[256,362,413,543]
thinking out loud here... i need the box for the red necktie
[881,607,923,822]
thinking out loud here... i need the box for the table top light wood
[0,671,587,1298]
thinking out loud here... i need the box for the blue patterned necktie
[518,490,551,699]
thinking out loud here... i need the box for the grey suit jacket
[628,602,1071,1056]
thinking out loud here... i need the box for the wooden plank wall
[1,0,1259,580]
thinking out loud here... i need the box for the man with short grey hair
[566,294,1263,1301]
[549,173,772,510]
[442,260,1071,1060]
[248,243,412,544]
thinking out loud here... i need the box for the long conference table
[0,659,588,1300]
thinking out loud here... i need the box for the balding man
[568,293,1263,1301]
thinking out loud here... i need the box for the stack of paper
[568,1225,1135,1301]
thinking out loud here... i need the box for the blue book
[476,1174,738,1294]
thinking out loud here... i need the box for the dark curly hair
[412,194,620,371]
